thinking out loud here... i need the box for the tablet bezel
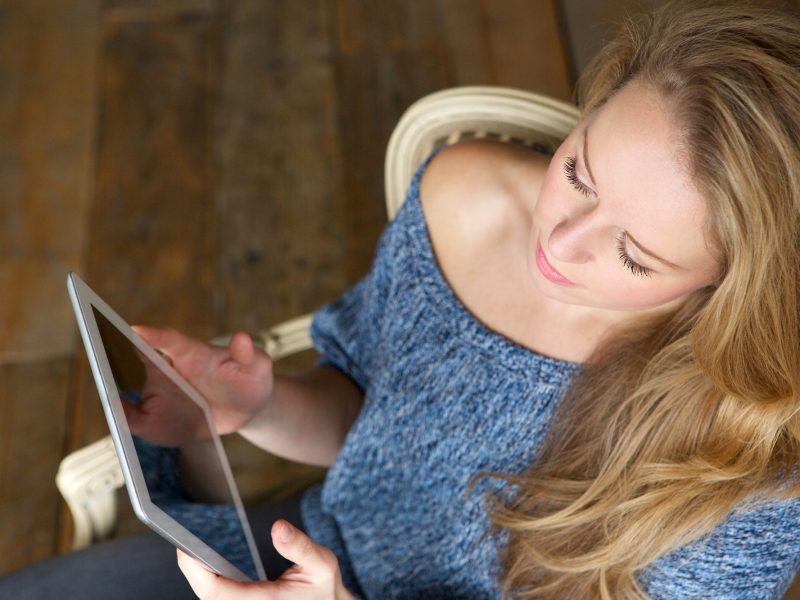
[67,271,267,582]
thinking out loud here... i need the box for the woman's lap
[0,495,304,600]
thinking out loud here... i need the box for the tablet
[67,272,267,582]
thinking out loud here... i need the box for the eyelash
[562,155,593,197]
[563,155,653,278]
[616,232,653,278]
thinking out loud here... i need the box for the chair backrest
[384,86,581,221]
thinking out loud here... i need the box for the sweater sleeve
[640,496,800,599]
[309,220,398,394]
[309,149,443,394]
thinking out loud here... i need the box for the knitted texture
[300,150,800,599]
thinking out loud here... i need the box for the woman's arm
[129,327,363,468]
[238,365,363,467]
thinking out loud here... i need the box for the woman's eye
[563,155,594,197]
[562,156,652,278]
[616,233,653,278]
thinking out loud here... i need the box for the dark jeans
[0,495,304,600]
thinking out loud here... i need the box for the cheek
[602,277,704,310]
[610,285,668,309]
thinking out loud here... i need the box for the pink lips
[536,240,575,286]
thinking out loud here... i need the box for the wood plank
[215,0,346,336]
[103,0,215,15]
[439,0,572,94]
[61,4,221,542]
[212,0,339,502]
[439,0,573,93]
[437,0,494,85]
[71,4,219,444]
[557,0,658,78]
[0,360,71,575]
[0,0,100,362]
[480,0,572,100]
[332,0,449,279]
[335,0,442,54]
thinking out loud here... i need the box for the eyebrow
[583,127,682,271]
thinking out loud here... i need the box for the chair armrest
[210,313,314,360]
[55,436,124,550]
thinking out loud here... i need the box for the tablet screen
[92,307,260,581]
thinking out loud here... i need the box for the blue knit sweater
[300,150,800,599]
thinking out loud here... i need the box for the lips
[536,240,575,286]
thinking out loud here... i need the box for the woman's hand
[177,520,356,600]
[126,326,275,442]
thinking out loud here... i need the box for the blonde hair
[487,2,800,598]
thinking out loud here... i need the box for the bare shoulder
[416,140,599,362]
[419,139,548,259]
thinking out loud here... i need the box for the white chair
[56,86,580,550]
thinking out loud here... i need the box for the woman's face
[530,81,720,315]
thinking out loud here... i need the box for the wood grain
[332,0,448,279]
[0,360,71,575]
[0,0,100,362]
[214,0,345,336]
[480,0,572,101]
[437,0,495,85]
[438,0,572,96]
[212,0,340,504]
[61,3,221,542]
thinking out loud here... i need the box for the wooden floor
[2,1,800,597]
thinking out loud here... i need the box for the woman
[484,3,800,597]
[5,2,800,599]
[175,2,800,597]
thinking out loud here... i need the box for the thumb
[271,520,338,576]
[229,331,256,366]
[177,550,266,599]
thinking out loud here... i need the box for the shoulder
[643,496,800,598]
[418,139,548,253]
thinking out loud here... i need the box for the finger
[131,324,159,342]
[229,332,256,366]
[177,550,269,600]
[132,325,187,355]
[177,549,220,598]
[271,520,337,576]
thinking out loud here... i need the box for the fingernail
[277,521,294,543]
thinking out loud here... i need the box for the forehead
[586,82,713,270]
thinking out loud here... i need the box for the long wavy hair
[487,2,800,598]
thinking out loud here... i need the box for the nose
[547,207,597,265]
